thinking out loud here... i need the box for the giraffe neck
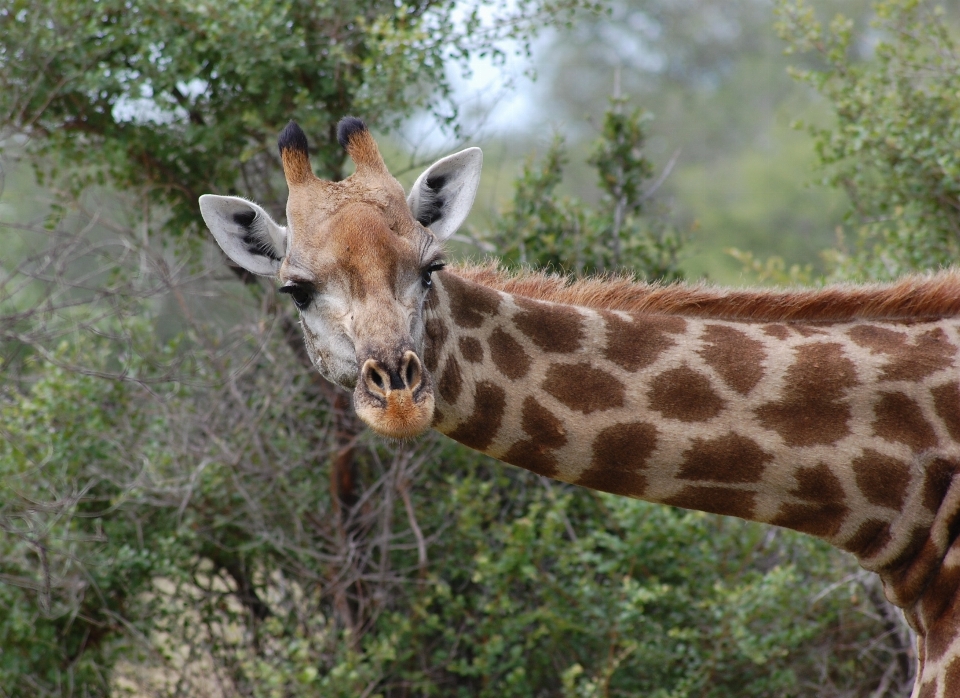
[424,270,960,695]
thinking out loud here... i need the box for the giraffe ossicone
[201,117,960,697]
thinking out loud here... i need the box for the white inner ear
[199,195,287,276]
[407,147,483,241]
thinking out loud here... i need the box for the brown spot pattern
[423,318,448,372]
[889,525,934,576]
[773,462,850,539]
[926,594,960,664]
[852,449,911,510]
[520,398,567,448]
[885,526,938,606]
[445,381,506,452]
[795,325,828,338]
[771,502,849,539]
[664,487,756,520]
[577,422,658,496]
[924,458,958,513]
[437,358,463,404]
[502,398,567,478]
[648,365,726,423]
[943,657,960,696]
[944,660,960,698]
[444,274,501,329]
[937,600,960,669]
[755,343,857,447]
[762,324,791,340]
[916,680,937,698]
[698,324,767,394]
[513,297,584,353]
[909,548,954,618]
[921,551,960,644]
[602,312,684,372]
[458,336,484,363]
[489,328,532,380]
[842,518,892,559]
[873,391,939,452]
[543,362,626,414]
[677,433,772,483]
[932,381,960,442]
[791,462,847,504]
[504,441,560,478]
[849,325,956,381]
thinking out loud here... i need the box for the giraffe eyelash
[416,228,446,265]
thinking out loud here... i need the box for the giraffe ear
[199,195,287,276]
[407,147,482,241]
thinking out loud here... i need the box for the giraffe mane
[452,263,960,322]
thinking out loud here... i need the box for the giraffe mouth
[352,351,435,439]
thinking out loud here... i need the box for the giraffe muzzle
[354,350,435,439]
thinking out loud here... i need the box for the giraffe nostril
[402,351,422,390]
[362,359,391,397]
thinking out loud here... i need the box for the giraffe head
[199,118,482,438]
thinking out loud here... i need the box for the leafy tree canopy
[776,0,960,279]
[0,0,590,236]
[484,101,683,279]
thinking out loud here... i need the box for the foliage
[776,0,960,280]
[536,0,876,285]
[726,247,816,286]
[0,0,589,237]
[379,476,891,698]
[487,101,684,281]
[0,339,188,695]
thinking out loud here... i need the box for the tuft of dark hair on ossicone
[278,120,309,157]
[337,116,367,149]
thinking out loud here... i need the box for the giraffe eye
[279,282,313,311]
[421,262,445,289]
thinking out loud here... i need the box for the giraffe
[200,117,960,697]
